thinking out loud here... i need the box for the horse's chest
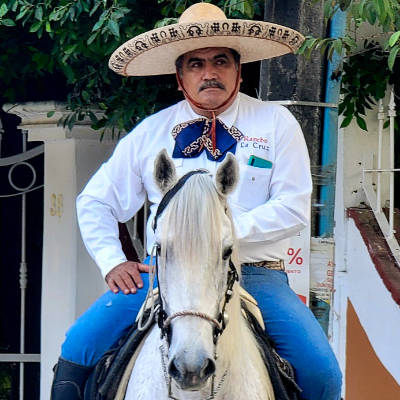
[124,329,273,400]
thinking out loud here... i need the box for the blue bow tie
[171,118,243,162]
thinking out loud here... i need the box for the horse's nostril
[201,358,216,379]
[168,358,181,381]
[169,356,215,387]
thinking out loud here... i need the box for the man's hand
[106,261,150,294]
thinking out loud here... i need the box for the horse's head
[153,149,239,391]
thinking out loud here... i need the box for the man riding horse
[51,3,342,399]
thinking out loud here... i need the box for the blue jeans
[62,266,342,400]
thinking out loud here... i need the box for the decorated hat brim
[109,19,304,76]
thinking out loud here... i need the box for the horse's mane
[159,173,236,281]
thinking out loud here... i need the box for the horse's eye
[222,247,232,260]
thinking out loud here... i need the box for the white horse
[123,150,274,400]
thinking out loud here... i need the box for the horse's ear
[215,153,239,196]
[154,149,177,193]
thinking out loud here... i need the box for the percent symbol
[287,248,303,265]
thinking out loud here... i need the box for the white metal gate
[362,89,400,266]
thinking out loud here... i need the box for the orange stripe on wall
[346,299,400,400]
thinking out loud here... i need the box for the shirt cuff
[94,248,128,279]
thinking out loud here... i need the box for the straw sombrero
[109,2,304,77]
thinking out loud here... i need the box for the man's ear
[176,72,183,91]
[215,153,239,196]
[154,149,177,194]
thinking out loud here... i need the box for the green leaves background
[0,0,263,136]
[0,0,399,134]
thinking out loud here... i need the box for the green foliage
[299,0,400,68]
[0,0,263,135]
[1,0,398,134]
[298,0,400,131]
[339,42,391,130]
[0,363,12,397]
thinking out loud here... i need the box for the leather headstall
[152,168,239,345]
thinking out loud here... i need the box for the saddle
[84,289,301,400]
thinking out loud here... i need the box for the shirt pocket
[230,163,272,211]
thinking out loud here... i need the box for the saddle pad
[114,330,151,400]
[239,286,265,330]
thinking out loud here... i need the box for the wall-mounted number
[50,193,63,217]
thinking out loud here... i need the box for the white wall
[332,86,398,396]
[348,219,400,383]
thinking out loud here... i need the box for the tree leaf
[87,32,98,45]
[107,19,120,37]
[383,0,395,21]
[1,19,16,26]
[15,7,28,21]
[388,31,400,47]
[29,21,42,32]
[356,115,367,130]
[154,17,178,28]
[49,9,62,21]
[88,111,98,123]
[69,6,76,21]
[340,115,353,128]
[92,14,106,32]
[90,1,101,17]
[82,90,90,102]
[35,6,43,21]
[47,110,55,118]
[327,43,335,60]
[338,101,346,115]
[388,45,399,70]
[0,3,8,18]
[375,0,385,20]
[243,0,255,18]
[366,7,377,24]
[64,44,78,55]
[37,26,44,39]
[333,39,343,56]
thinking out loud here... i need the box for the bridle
[152,169,239,345]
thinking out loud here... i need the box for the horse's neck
[215,287,275,400]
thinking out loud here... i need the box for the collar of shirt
[173,92,241,129]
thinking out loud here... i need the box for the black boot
[51,358,92,400]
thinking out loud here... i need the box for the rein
[153,169,208,231]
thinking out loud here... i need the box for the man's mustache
[199,80,225,92]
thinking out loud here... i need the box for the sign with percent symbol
[286,224,310,306]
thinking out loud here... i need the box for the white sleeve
[233,108,312,244]
[77,132,146,278]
